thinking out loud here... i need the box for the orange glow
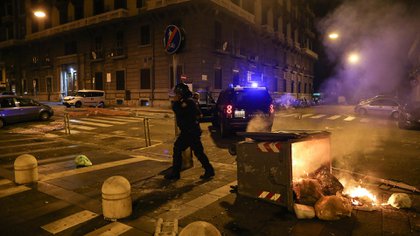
[34,10,46,18]
[291,138,330,179]
[344,186,377,205]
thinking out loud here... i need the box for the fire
[344,186,377,205]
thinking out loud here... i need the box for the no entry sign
[163,25,184,54]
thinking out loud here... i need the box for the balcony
[26,9,129,41]
[146,0,191,9]
[210,0,255,24]
[0,39,22,49]
[108,47,127,59]
[90,49,105,62]
[302,48,318,60]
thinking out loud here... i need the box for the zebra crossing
[276,112,378,124]
[60,116,145,134]
[0,135,157,235]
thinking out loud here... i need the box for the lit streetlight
[347,52,360,65]
[328,32,339,40]
[34,10,46,18]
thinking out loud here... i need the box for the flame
[344,186,377,205]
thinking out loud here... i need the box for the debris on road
[387,193,412,209]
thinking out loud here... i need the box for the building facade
[0,0,318,107]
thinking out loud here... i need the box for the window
[137,0,146,8]
[0,97,15,108]
[74,0,84,20]
[116,70,125,90]
[304,83,307,93]
[273,77,278,92]
[93,0,105,14]
[95,72,103,90]
[65,41,77,55]
[291,81,294,93]
[114,0,127,9]
[283,79,287,92]
[17,98,38,107]
[215,68,222,89]
[298,81,301,93]
[140,68,151,89]
[140,25,150,45]
[116,31,124,48]
[214,21,222,49]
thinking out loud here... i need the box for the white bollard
[102,176,132,220]
[14,154,38,184]
[179,221,221,236]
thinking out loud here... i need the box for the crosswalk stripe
[0,145,80,158]
[69,119,112,127]
[310,114,326,119]
[67,124,96,130]
[278,113,298,117]
[79,117,125,125]
[360,118,370,123]
[85,222,133,236]
[0,140,58,149]
[0,185,31,198]
[327,115,341,120]
[41,210,98,234]
[40,155,167,181]
[344,116,356,121]
[113,116,148,121]
[301,113,314,118]
[96,116,140,123]
[59,129,81,134]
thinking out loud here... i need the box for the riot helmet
[174,83,192,98]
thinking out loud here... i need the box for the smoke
[318,0,420,102]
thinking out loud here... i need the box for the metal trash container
[236,130,331,211]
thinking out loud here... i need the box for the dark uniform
[165,84,214,180]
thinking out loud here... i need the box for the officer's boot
[200,165,215,179]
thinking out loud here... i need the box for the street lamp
[347,52,360,65]
[328,32,339,40]
[34,10,46,18]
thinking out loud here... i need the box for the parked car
[1,91,16,96]
[194,90,216,122]
[213,86,274,137]
[358,95,399,104]
[0,95,54,128]
[398,101,420,130]
[63,90,105,108]
[354,98,400,119]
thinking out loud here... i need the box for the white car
[63,90,105,108]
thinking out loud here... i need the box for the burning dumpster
[236,130,331,212]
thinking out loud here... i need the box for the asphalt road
[0,105,418,235]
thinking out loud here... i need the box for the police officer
[165,83,215,180]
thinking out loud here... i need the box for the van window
[93,92,104,97]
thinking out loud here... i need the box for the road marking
[97,117,140,122]
[0,137,44,143]
[344,116,356,121]
[157,180,237,220]
[40,155,169,181]
[310,114,326,119]
[41,210,98,234]
[0,179,11,186]
[278,113,298,117]
[85,222,133,236]
[59,129,81,134]
[327,115,341,120]
[79,117,125,125]
[301,113,314,118]
[67,124,96,130]
[113,116,146,121]
[360,118,370,123]
[69,119,112,127]
[0,145,80,158]
[0,140,58,149]
[0,183,30,198]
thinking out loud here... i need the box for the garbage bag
[293,178,324,206]
[315,194,352,221]
[75,155,92,167]
[387,193,412,209]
